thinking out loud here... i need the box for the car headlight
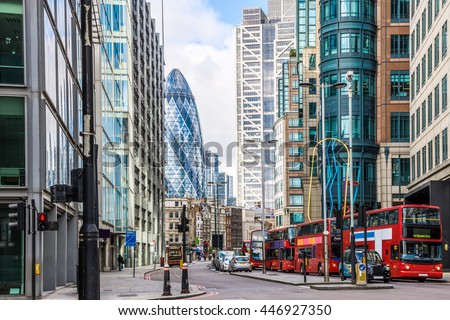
[385,266,390,271]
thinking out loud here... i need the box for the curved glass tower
[320,0,379,213]
[164,69,206,199]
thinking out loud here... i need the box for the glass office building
[164,69,206,199]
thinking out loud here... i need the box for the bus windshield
[402,207,440,225]
[400,241,443,263]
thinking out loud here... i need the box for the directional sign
[359,263,366,271]
[126,231,136,247]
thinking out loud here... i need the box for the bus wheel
[317,263,323,276]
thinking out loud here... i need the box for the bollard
[181,263,190,293]
[162,264,172,296]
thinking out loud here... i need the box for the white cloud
[150,0,237,176]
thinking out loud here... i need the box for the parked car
[340,249,390,283]
[213,250,235,270]
[229,255,252,273]
[219,255,234,272]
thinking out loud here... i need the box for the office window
[422,9,427,39]
[428,0,432,30]
[428,93,433,124]
[391,112,410,142]
[323,0,338,20]
[341,0,360,17]
[411,72,415,100]
[416,107,421,137]
[309,127,317,144]
[309,54,316,70]
[289,177,303,188]
[341,33,360,53]
[434,35,440,68]
[422,100,427,132]
[309,102,317,119]
[428,141,433,170]
[288,132,304,142]
[0,96,25,186]
[417,150,421,177]
[411,31,416,58]
[416,22,421,50]
[392,158,410,186]
[435,0,440,17]
[289,194,304,206]
[323,34,337,56]
[435,134,441,166]
[288,118,303,127]
[416,64,421,95]
[442,75,448,111]
[391,35,409,58]
[390,71,410,99]
[0,0,24,84]
[412,155,416,181]
[391,0,410,21]
[288,161,303,171]
[422,55,426,85]
[422,146,427,174]
[309,78,317,94]
[428,45,433,78]
[289,147,303,157]
[362,33,376,55]
[443,128,448,160]
[443,21,448,58]
[411,114,415,141]
[435,85,440,118]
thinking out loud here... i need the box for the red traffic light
[38,213,48,231]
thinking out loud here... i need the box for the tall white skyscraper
[236,2,297,210]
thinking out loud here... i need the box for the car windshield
[236,257,248,262]
[400,241,443,263]
[224,256,233,262]
[354,251,382,263]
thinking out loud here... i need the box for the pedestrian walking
[118,254,124,271]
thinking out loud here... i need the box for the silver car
[229,256,252,272]
[219,255,234,271]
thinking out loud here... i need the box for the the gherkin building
[164,69,206,199]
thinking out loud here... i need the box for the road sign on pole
[126,231,136,247]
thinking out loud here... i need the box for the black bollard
[181,263,190,293]
[162,264,172,296]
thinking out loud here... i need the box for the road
[149,261,450,300]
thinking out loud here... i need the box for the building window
[428,45,433,78]
[290,212,304,224]
[309,102,317,119]
[0,0,24,85]
[288,162,304,171]
[428,93,433,125]
[390,71,410,100]
[422,100,426,132]
[309,54,316,70]
[323,34,337,56]
[391,112,410,142]
[435,134,441,166]
[362,33,376,55]
[428,0,433,30]
[443,21,448,58]
[289,194,304,206]
[392,158,410,186]
[435,84,440,118]
[391,0,410,21]
[411,155,416,181]
[422,146,427,174]
[0,96,25,187]
[443,128,448,160]
[428,141,433,170]
[288,118,303,128]
[309,127,317,144]
[422,9,427,40]
[434,35,440,68]
[443,75,448,111]
[391,34,409,58]
[422,55,426,85]
[435,0,440,17]
[341,0,360,17]
[289,177,303,188]
[288,132,304,142]
[341,33,360,53]
[416,150,421,177]
[411,114,415,142]
[289,147,303,157]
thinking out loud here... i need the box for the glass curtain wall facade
[319,0,379,214]
[165,69,206,200]
[99,0,132,267]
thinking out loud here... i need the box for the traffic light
[177,216,189,232]
[8,202,26,231]
[38,213,48,231]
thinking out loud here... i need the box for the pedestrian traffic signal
[38,213,48,231]
[8,202,26,231]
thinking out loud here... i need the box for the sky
[150,0,268,180]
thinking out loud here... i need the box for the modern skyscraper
[165,69,206,199]
[236,2,297,211]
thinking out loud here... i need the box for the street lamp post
[245,139,276,274]
[346,71,356,284]
[207,181,227,261]
[299,80,346,282]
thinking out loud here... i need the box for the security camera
[346,71,353,83]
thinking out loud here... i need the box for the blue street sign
[359,264,366,271]
[126,231,136,247]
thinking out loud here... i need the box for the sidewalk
[43,264,206,300]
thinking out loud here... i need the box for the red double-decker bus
[294,218,341,275]
[249,230,267,269]
[265,226,296,271]
[342,204,443,281]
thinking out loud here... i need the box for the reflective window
[0,0,24,84]
[0,96,25,187]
